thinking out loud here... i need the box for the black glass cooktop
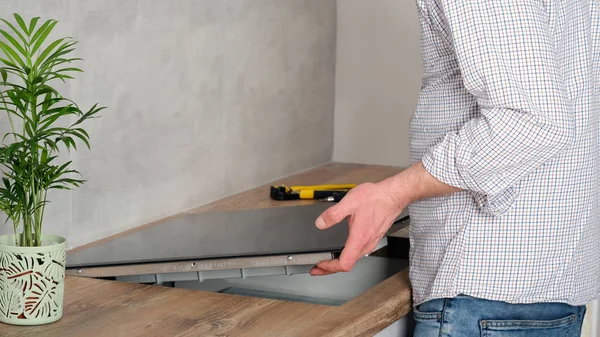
[67,204,351,268]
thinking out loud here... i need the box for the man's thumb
[316,204,349,230]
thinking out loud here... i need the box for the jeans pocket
[413,307,442,322]
[413,307,443,337]
[479,314,577,337]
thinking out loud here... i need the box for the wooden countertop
[1,162,413,337]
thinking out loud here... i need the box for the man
[312,1,599,336]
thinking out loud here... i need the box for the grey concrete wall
[0,0,336,248]
[333,0,422,167]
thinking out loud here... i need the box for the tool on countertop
[318,191,349,202]
[270,184,356,202]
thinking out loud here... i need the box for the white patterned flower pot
[0,234,66,326]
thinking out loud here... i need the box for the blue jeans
[413,295,586,337]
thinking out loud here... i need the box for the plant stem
[12,213,20,246]
[1,95,17,140]
[35,189,47,246]
[21,175,33,247]
[33,188,44,246]
[22,211,30,247]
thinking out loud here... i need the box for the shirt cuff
[421,134,517,216]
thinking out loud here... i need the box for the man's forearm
[382,161,463,207]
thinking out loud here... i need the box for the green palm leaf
[0,41,25,68]
[30,20,57,55]
[28,17,40,36]
[12,14,28,35]
[0,30,27,56]
[34,38,65,68]
[0,13,104,247]
[0,20,27,46]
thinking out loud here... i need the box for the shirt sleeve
[421,0,575,215]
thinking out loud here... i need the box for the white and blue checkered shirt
[409,0,600,307]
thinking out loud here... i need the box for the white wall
[333,0,422,167]
[0,0,336,248]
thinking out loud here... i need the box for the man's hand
[310,162,461,276]
[309,179,407,276]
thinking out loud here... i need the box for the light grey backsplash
[0,0,336,248]
[333,0,422,166]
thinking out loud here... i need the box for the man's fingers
[309,266,334,276]
[316,200,352,230]
[313,259,343,274]
[336,232,366,272]
[363,238,382,255]
[313,231,367,274]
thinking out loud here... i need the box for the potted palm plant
[0,14,102,325]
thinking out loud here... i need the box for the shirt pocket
[479,314,576,337]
